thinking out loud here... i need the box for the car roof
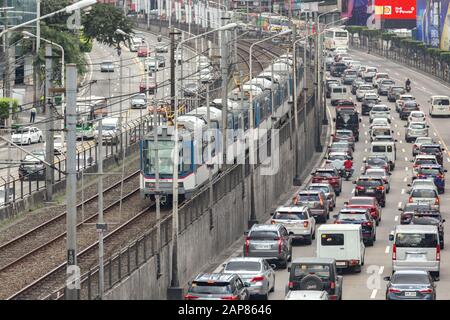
[415,154,437,159]
[308,183,332,187]
[420,144,441,148]
[339,208,368,213]
[250,224,281,231]
[393,270,429,275]
[291,257,336,264]
[286,291,328,299]
[227,257,264,263]
[275,206,308,212]
[358,175,383,180]
[395,224,438,233]
[319,224,361,231]
[299,190,323,195]
[193,273,237,282]
[350,196,375,201]
[411,184,439,190]
[431,95,450,99]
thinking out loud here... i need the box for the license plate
[407,253,425,260]
[255,244,271,250]
[336,261,347,266]
[405,292,417,297]
[366,189,375,193]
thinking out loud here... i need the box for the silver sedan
[221,257,275,300]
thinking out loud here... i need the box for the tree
[0,98,19,127]
[82,4,135,49]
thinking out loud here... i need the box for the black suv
[353,176,386,207]
[333,208,376,246]
[287,257,343,300]
[361,96,380,115]
[334,107,360,141]
[185,273,250,300]
[331,62,348,77]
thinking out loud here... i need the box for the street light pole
[44,44,55,201]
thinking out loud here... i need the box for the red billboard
[376,0,417,20]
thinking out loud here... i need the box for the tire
[270,277,275,292]
[299,275,324,291]
[376,219,380,226]
[279,259,288,269]
[38,136,42,143]
[353,265,362,273]
[261,293,269,300]
[305,235,312,245]
[312,230,316,240]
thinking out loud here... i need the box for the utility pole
[35,0,41,114]
[292,23,301,186]
[97,105,105,299]
[170,26,176,116]
[206,82,214,230]
[314,12,322,152]
[220,16,228,168]
[65,64,79,300]
[45,44,55,201]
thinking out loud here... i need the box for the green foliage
[0,98,19,120]
[82,4,135,48]
[427,47,443,56]
[440,51,450,62]
[41,0,72,26]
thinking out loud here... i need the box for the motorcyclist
[344,158,353,177]
[405,78,411,90]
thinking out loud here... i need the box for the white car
[408,186,440,210]
[408,111,426,124]
[429,95,450,117]
[369,105,391,123]
[412,155,439,173]
[271,206,316,244]
[335,47,348,55]
[408,178,438,194]
[349,60,361,70]
[356,84,376,101]
[199,69,213,83]
[395,94,416,112]
[369,117,390,130]
[11,127,43,145]
[372,72,389,87]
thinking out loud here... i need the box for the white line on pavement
[362,123,366,127]
[370,290,378,299]
[403,177,408,182]
[405,157,408,162]
[351,188,355,194]
[379,266,384,275]
[401,189,405,194]
[434,132,438,137]
[405,167,409,171]
[395,216,399,222]
[365,148,367,152]
[395,124,398,128]
[365,140,368,144]
[397,132,400,136]
[398,202,402,208]
[399,140,403,144]
[385,246,390,254]
[402,148,405,153]
[447,158,450,163]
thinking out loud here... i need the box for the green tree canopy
[82,4,135,48]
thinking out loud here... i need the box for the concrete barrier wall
[103,96,322,300]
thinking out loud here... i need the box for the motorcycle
[405,84,411,92]
[339,168,353,180]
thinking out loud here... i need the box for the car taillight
[363,221,373,227]
[245,237,250,256]
[251,276,265,283]
[419,288,433,294]
[356,186,365,190]
[329,295,337,300]
[435,198,440,205]
[438,174,444,179]
[334,220,342,224]
[303,221,309,228]
[436,245,440,261]
[271,220,276,224]
[392,244,396,260]
[288,281,294,289]
[330,281,335,289]
[278,239,282,254]
[388,288,401,293]
[408,197,413,203]
[376,186,384,191]
[185,294,199,300]
[221,296,239,300]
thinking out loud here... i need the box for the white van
[370,141,396,170]
[429,95,450,117]
[129,37,143,52]
[330,86,349,106]
[317,224,365,272]
[94,117,121,145]
[370,126,395,142]
[389,225,441,279]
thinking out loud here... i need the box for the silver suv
[185,273,250,300]
[244,224,292,269]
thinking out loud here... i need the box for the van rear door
[395,231,439,263]
[319,232,346,265]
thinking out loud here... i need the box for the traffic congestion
[183,32,450,300]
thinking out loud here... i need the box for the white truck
[317,224,365,273]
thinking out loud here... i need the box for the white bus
[324,28,349,51]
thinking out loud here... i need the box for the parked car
[306,183,337,211]
[353,176,386,207]
[405,122,429,143]
[100,60,114,72]
[333,208,376,246]
[11,127,43,145]
[384,270,436,300]
[221,257,275,300]
[317,224,365,273]
[243,224,292,269]
[18,150,45,180]
[292,190,329,223]
[286,257,343,300]
[311,167,342,195]
[345,196,382,225]
[389,225,441,280]
[185,273,250,300]
[270,206,316,244]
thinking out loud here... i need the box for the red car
[311,167,342,196]
[345,196,382,225]
[139,79,157,94]
[137,46,150,57]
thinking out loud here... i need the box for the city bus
[324,28,349,50]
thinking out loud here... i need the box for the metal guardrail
[0,115,154,210]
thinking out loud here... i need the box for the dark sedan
[361,96,381,115]
[385,270,436,300]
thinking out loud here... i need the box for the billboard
[342,0,417,29]
[416,0,450,50]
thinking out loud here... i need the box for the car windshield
[416,138,433,144]
[13,129,29,134]
[373,129,391,136]
[415,159,436,165]
[299,194,320,202]
[404,103,418,109]
[346,71,357,75]
[412,216,440,225]
[308,186,330,193]
[274,212,307,220]
[392,273,430,284]
[418,168,441,176]
[421,147,441,154]
[225,261,261,272]
[190,282,232,294]
[381,80,394,85]
[411,113,424,117]
[391,87,404,93]
[357,180,381,187]
[316,171,335,177]
[410,123,426,129]
[338,213,366,220]
[350,198,373,205]
[367,158,387,166]
[329,155,347,161]
[359,86,372,90]
[249,231,278,240]
[434,99,450,105]
[395,233,437,248]
[365,98,378,103]
[411,189,437,198]
[293,264,330,279]
[23,155,43,162]
[372,106,388,111]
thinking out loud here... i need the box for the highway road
[204,48,450,300]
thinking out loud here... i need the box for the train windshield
[144,140,175,175]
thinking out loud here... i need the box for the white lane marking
[365,148,367,152]
[351,188,355,194]
[395,215,399,222]
[379,266,384,275]
[403,177,408,182]
[395,123,398,128]
[362,123,366,127]
[405,157,408,162]
[394,72,399,76]
[399,140,403,144]
[365,131,368,136]
[398,201,402,208]
[365,140,368,144]
[402,148,405,153]
[447,158,450,163]
[401,189,405,195]
[439,141,443,145]
[434,132,438,137]
[385,246,390,254]
[360,166,364,172]
[405,167,409,171]
[370,290,378,299]
[397,132,400,136]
